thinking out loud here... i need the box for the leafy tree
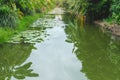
[64,0,119,24]
[110,0,120,24]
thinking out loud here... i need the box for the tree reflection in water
[64,18,120,80]
[0,43,39,80]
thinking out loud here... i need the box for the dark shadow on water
[64,16,120,80]
[0,43,39,80]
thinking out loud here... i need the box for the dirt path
[48,7,65,15]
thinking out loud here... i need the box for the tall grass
[0,28,14,43]
[17,13,44,31]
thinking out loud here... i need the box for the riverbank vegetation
[0,0,55,43]
[0,13,43,43]
[63,0,120,25]
[0,0,120,43]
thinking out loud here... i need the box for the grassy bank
[0,13,44,44]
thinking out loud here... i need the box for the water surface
[0,14,120,80]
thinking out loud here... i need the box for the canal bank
[94,21,120,37]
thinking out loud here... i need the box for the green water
[0,15,120,80]
[0,43,38,80]
[65,22,120,80]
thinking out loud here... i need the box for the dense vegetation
[63,0,120,24]
[0,0,55,43]
[0,0,119,43]
[110,0,120,24]
[0,0,55,27]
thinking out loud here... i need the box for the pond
[0,14,120,80]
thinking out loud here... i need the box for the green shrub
[0,5,18,28]
[65,0,111,21]
[87,0,111,20]
[110,0,120,24]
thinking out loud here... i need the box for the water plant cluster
[63,0,120,24]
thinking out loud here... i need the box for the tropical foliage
[0,0,55,27]
[110,0,120,24]
[63,0,120,24]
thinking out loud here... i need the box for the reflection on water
[65,19,120,80]
[25,15,88,80]
[1,14,120,80]
[0,43,39,80]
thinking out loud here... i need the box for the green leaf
[13,75,25,79]
[15,62,32,70]
[26,73,39,77]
